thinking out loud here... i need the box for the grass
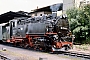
[74,44,90,51]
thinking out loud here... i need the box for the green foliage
[82,37,90,44]
[66,4,90,44]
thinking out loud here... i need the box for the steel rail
[0,54,11,60]
[56,51,90,59]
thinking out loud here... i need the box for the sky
[0,0,63,14]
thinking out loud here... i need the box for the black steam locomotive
[0,3,74,52]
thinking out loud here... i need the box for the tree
[66,4,90,44]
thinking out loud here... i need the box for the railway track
[1,43,90,60]
[63,51,90,58]
[52,51,90,60]
[0,54,11,60]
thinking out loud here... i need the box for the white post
[39,57,47,60]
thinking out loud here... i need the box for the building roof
[32,6,51,12]
[0,11,30,24]
[30,3,63,13]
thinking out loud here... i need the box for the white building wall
[37,12,44,16]
[30,11,52,17]
[57,10,63,16]
[80,0,90,7]
[63,0,75,14]
[75,0,80,8]
[0,26,2,40]
[31,13,35,17]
